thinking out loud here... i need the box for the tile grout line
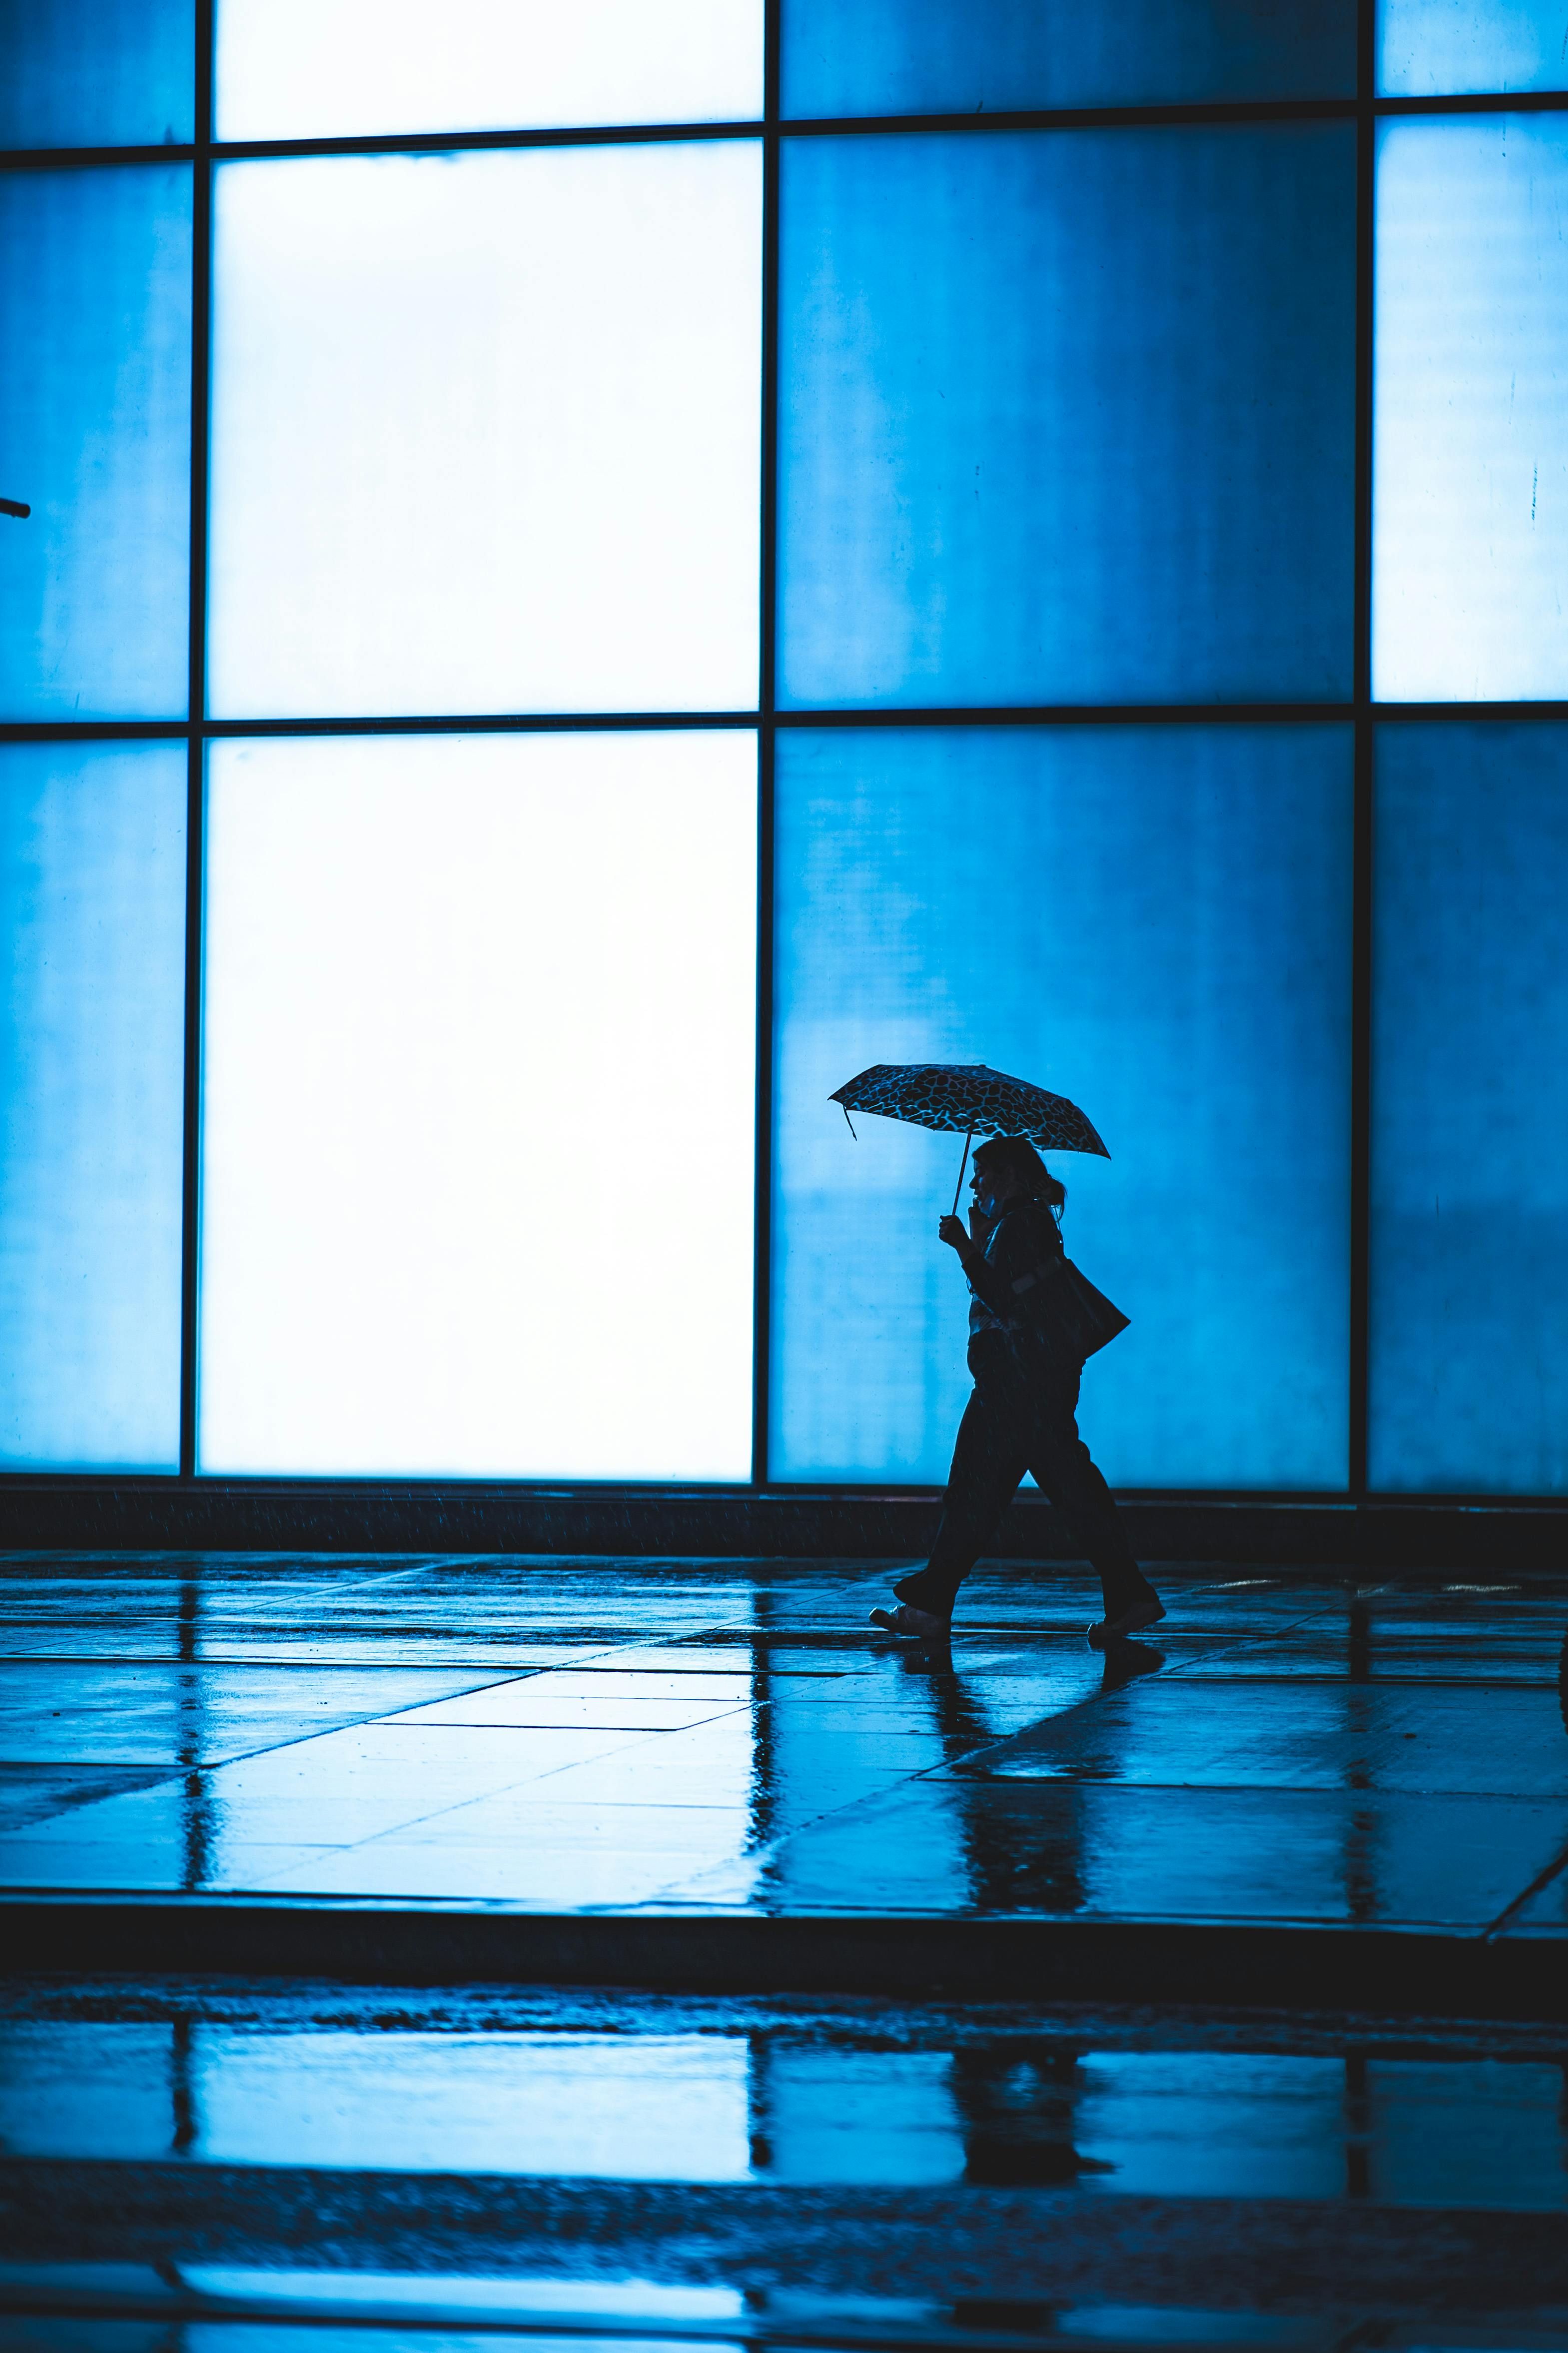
[1480,1832,1568,1943]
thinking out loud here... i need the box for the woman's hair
[972,1134,1066,1216]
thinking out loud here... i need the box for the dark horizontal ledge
[5,88,1568,173]
[10,707,1568,746]
[1,1483,1566,1567]
[1,1898,1565,2017]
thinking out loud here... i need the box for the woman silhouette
[871,1135,1164,1647]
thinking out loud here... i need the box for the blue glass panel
[0,743,185,1470]
[208,145,759,719]
[784,0,1355,118]
[200,732,755,1479]
[217,0,762,140]
[1371,725,1568,1494]
[1374,118,1568,702]
[0,0,194,148]
[1380,0,1568,95]
[780,126,1356,710]
[772,724,1352,1490]
[0,166,191,721]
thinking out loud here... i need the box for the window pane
[1371,725,1568,1493]
[784,0,1355,118]
[0,166,191,721]
[1379,0,1568,95]
[772,724,1351,1490]
[216,0,762,142]
[208,146,760,720]
[0,0,193,148]
[0,744,185,1470]
[780,126,1355,710]
[199,732,757,1479]
[1374,118,1568,701]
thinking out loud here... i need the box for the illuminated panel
[0,165,190,720]
[1374,117,1568,701]
[207,144,761,720]
[1371,724,1568,1492]
[785,0,1355,117]
[1380,0,1568,94]
[780,125,1355,709]
[216,0,763,142]
[772,724,1351,1489]
[199,731,757,1480]
[0,0,194,147]
[0,743,185,1469]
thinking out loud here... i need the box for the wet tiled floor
[0,1557,1564,1936]
[2,1979,1566,2208]
[4,1559,1568,2353]
[3,1982,1568,2353]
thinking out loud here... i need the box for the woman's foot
[1086,1596,1166,1649]
[870,1602,950,1640]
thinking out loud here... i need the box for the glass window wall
[2,2,1566,1498]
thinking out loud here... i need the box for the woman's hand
[938,1214,972,1256]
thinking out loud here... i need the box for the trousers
[895,1366,1151,1621]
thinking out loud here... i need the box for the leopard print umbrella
[830,1063,1109,1157]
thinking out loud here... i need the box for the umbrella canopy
[830,1062,1109,1158]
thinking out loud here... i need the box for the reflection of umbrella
[830,1061,1108,1210]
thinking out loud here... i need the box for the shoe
[1086,1597,1166,1649]
[870,1602,950,1640]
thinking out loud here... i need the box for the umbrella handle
[951,1128,974,1218]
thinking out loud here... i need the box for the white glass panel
[207,145,762,720]
[0,743,185,1470]
[216,0,763,140]
[199,731,756,1479]
[1374,117,1568,701]
[1379,0,1568,95]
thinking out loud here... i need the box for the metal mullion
[1375,88,1568,116]
[752,0,781,1490]
[0,144,198,170]
[199,710,762,737]
[781,96,1357,136]
[179,0,216,1482]
[18,700,1568,750]
[774,702,1357,728]
[1348,0,1377,1501]
[210,119,761,162]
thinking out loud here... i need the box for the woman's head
[971,1134,1066,1217]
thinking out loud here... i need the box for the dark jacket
[964,1199,1129,1387]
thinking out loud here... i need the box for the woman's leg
[1025,1377,1162,1629]
[893,1384,1030,1622]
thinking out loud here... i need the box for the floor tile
[0,1723,656,1880]
[1495,1850,1568,1933]
[0,1765,174,1836]
[252,1837,747,1904]
[0,1837,334,1892]
[390,1680,749,1729]
[964,1681,1568,1795]
[0,1661,515,1766]
[740,1780,1568,1926]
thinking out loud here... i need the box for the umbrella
[830,1062,1109,1211]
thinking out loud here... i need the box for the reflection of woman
[871,1135,1163,1647]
